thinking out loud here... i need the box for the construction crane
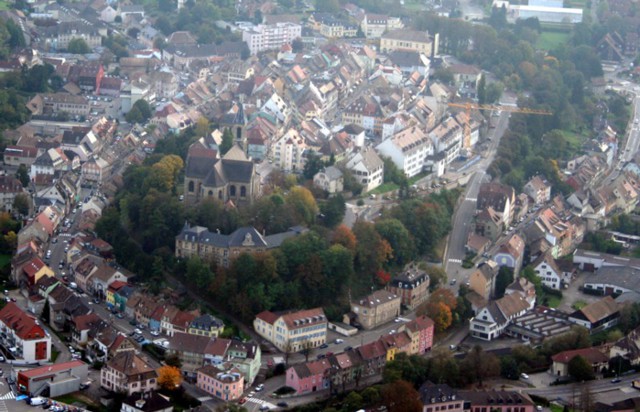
[447,102,553,149]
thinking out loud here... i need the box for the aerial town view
[0,0,639,410]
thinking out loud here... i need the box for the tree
[303,151,324,180]
[568,355,595,381]
[332,224,357,252]
[220,128,234,155]
[315,0,339,12]
[300,339,314,362]
[461,345,501,386]
[375,219,415,266]
[6,19,25,49]
[67,38,91,54]
[477,74,487,105]
[422,264,447,291]
[41,299,50,323]
[576,383,595,412]
[15,164,29,187]
[195,117,210,137]
[157,365,183,390]
[285,186,318,225]
[165,354,182,368]
[381,380,422,412]
[126,99,152,124]
[319,194,345,228]
[419,301,452,332]
[12,193,29,216]
[495,266,514,298]
[500,356,520,380]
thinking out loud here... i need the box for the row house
[287,317,434,395]
[468,260,499,301]
[341,95,385,135]
[253,308,327,352]
[30,148,74,180]
[188,314,225,338]
[475,207,503,242]
[376,126,433,178]
[161,41,243,70]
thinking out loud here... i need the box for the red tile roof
[551,347,609,364]
[22,257,46,280]
[0,302,47,340]
[255,311,279,325]
[107,280,127,292]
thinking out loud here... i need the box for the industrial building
[16,360,89,397]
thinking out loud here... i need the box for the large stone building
[175,224,307,268]
[183,144,261,205]
[253,308,327,352]
[380,30,438,56]
[348,290,401,330]
[386,263,430,310]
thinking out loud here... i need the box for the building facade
[253,308,327,352]
[349,290,401,330]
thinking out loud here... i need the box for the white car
[520,373,529,379]
[134,328,142,335]
[150,330,160,336]
[29,397,48,406]
[334,338,344,344]
[255,384,264,392]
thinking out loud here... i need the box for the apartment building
[242,23,302,55]
[0,303,50,362]
[100,351,158,395]
[376,126,433,178]
[349,290,401,330]
[380,30,438,56]
[345,147,384,193]
[253,308,327,352]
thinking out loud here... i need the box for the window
[240,186,246,197]
[188,181,194,192]
[230,185,236,196]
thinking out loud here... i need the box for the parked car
[255,384,265,392]
[334,339,344,344]
[520,373,529,380]
[29,397,48,406]
[277,402,289,408]
[319,343,328,349]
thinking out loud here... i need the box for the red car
[238,398,247,405]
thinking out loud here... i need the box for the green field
[536,31,570,50]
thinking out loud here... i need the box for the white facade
[271,129,306,172]
[345,147,384,193]
[253,309,327,352]
[376,127,433,178]
[242,23,302,55]
[261,93,290,123]
[533,258,562,290]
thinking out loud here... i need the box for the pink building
[286,358,331,395]
[196,366,244,401]
[404,315,435,354]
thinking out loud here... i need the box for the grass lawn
[572,300,587,310]
[559,130,584,148]
[0,0,9,11]
[536,31,570,50]
[370,182,399,195]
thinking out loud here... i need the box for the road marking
[247,397,277,408]
[448,259,462,264]
[196,396,212,402]
[0,392,13,400]
[0,399,7,412]
[465,198,477,202]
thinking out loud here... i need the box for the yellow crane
[447,102,553,149]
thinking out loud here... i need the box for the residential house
[475,207,503,242]
[253,308,327,352]
[241,23,302,55]
[469,291,530,341]
[609,325,640,365]
[20,257,54,287]
[175,224,306,268]
[376,126,433,178]
[189,314,225,338]
[429,115,463,165]
[39,21,102,51]
[101,351,158,395]
[468,260,499,301]
[380,30,438,56]
[344,147,384,193]
[524,175,552,205]
[342,95,385,135]
[196,366,244,401]
[402,315,435,354]
[532,252,564,290]
[81,157,111,184]
[505,277,537,309]
[477,183,516,226]
[0,302,50,362]
[386,263,430,310]
[313,166,344,194]
[568,296,620,333]
[286,358,333,395]
[551,347,609,377]
[493,234,525,275]
[348,290,401,330]
[71,313,107,347]
[0,175,25,213]
[106,281,128,309]
[419,382,464,412]
[88,264,129,299]
[3,145,38,167]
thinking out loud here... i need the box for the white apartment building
[253,308,327,352]
[376,126,433,178]
[242,23,302,55]
[270,128,307,172]
[429,116,463,165]
[0,303,51,362]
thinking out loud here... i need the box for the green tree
[375,219,415,266]
[500,356,520,380]
[12,193,29,216]
[15,164,29,187]
[285,186,318,225]
[302,151,324,180]
[319,194,345,228]
[315,0,339,12]
[220,128,234,155]
[186,256,214,290]
[495,266,514,298]
[5,19,25,49]
[67,38,91,54]
[568,355,595,381]
[477,74,487,105]
[461,345,501,385]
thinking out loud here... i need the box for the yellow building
[380,29,439,56]
[254,308,327,352]
[22,257,54,286]
[106,281,127,306]
[188,314,225,338]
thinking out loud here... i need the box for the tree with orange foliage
[332,224,357,252]
[157,365,183,390]
[429,288,457,311]
[419,302,452,332]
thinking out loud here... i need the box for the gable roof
[0,302,47,340]
[551,347,609,364]
[571,296,619,323]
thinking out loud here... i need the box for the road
[443,111,511,288]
